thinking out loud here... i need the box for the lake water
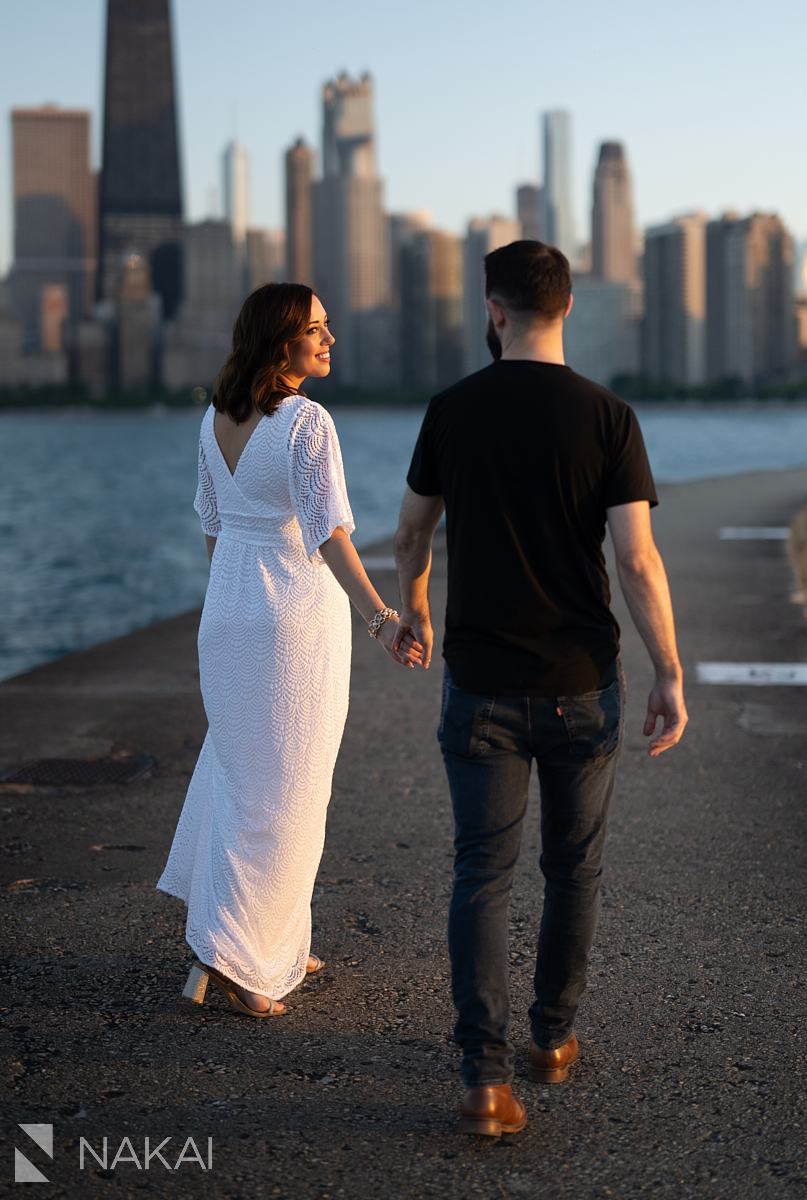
[2,402,807,681]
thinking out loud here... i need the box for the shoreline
[3,396,807,418]
[0,401,430,419]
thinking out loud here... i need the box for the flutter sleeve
[193,439,221,536]
[287,401,355,562]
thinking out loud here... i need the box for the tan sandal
[182,961,285,1017]
[306,955,325,974]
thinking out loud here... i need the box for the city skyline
[1,0,806,276]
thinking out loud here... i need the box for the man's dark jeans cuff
[530,1031,576,1051]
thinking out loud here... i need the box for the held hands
[644,675,688,756]
[376,615,424,668]
[392,608,434,670]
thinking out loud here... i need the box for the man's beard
[485,315,502,361]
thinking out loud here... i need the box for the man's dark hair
[484,240,572,322]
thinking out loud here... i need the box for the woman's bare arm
[319,526,422,667]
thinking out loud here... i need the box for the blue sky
[1,0,805,274]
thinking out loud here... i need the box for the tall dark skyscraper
[285,138,314,287]
[98,0,183,318]
[591,142,636,283]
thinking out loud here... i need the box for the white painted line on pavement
[697,663,807,685]
[719,527,790,539]
[361,556,397,570]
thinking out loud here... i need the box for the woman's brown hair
[213,282,314,424]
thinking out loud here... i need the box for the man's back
[407,359,657,696]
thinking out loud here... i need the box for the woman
[158,283,420,1016]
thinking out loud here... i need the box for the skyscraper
[462,216,521,375]
[389,211,432,313]
[98,0,183,320]
[516,185,542,242]
[312,74,392,386]
[563,276,642,387]
[704,212,738,383]
[794,242,807,298]
[285,138,314,287]
[795,242,807,370]
[247,229,285,292]
[591,142,636,282]
[222,140,251,248]
[399,229,464,389]
[642,213,706,385]
[118,250,159,388]
[542,112,576,264]
[11,106,96,352]
[162,220,244,389]
[706,212,795,386]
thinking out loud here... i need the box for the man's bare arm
[607,501,688,756]
[393,487,445,669]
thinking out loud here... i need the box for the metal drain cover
[0,754,156,789]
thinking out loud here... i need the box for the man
[393,240,687,1137]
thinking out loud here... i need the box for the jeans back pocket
[558,676,622,762]
[438,670,494,758]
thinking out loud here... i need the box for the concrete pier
[2,467,807,1198]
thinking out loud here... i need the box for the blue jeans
[438,659,625,1087]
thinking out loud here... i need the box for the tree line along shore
[2,376,807,411]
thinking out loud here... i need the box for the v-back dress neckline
[211,410,266,481]
[210,397,300,481]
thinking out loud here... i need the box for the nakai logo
[13,1125,213,1181]
[15,1125,53,1183]
[80,1137,214,1171]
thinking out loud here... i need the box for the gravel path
[1,466,807,1199]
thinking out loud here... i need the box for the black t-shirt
[406,360,658,696]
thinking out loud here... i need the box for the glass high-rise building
[312,74,392,386]
[542,111,576,265]
[399,230,464,390]
[98,0,183,320]
[222,140,251,249]
[706,212,795,386]
[11,105,96,352]
[516,184,543,242]
[642,213,707,386]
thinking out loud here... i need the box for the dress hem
[184,938,306,1002]
[157,879,308,1002]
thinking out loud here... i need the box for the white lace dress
[158,397,354,1001]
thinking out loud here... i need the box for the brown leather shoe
[529,1033,579,1083]
[458,1084,527,1137]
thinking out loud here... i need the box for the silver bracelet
[368,607,397,639]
